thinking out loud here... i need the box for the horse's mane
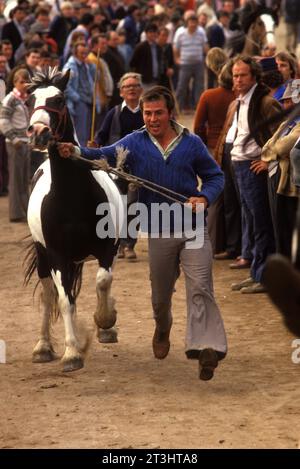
[28,67,63,92]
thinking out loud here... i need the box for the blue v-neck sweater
[80,128,224,232]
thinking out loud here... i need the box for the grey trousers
[7,141,30,220]
[148,229,227,356]
[176,62,204,110]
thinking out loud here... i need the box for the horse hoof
[97,327,118,343]
[62,356,84,372]
[94,310,117,330]
[32,349,58,363]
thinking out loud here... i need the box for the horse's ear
[54,69,70,91]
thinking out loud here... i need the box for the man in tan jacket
[261,80,300,258]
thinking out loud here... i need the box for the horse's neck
[48,147,84,199]
[243,36,262,56]
[48,125,83,193]
[61,115,77,145]
[243,22,264,55]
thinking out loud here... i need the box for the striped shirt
[0,90,29,144]
[174,27,207,65]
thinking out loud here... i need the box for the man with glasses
[95,72,144,260]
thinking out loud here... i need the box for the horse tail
[72,263,84,301]
[23,239,38,287]
[23,240,59,324]
[24,240,84,323]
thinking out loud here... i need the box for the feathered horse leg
[32,277,58,362]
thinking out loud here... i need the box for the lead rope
[70,153,189,206]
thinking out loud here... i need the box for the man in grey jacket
[0,68,30,221]
[63,42,96,146]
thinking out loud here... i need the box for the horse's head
[236,1,277,55]
[27,68,71,150]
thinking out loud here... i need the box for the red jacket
[193,87,235,153]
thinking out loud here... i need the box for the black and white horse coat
[25,68,124,372]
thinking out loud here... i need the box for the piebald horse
[24,68,124,372]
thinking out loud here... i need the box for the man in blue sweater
[59,86,227,380]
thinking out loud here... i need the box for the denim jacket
[63,56,100,116]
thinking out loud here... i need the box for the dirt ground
[1,190,300,450]
[1,38,300,446]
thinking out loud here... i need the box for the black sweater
[96,105,144,146]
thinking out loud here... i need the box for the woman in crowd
[194,48,235,255]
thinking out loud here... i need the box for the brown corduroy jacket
[214,83,282,166]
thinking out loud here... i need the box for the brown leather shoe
[152,327,170,359]
[229,258,251,269]
[198,348,218,380]
[118,246,125,258]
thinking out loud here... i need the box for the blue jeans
[72,101,92,146]
[232,160,275,282]
[176,62,204,110]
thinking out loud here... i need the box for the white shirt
[173,25,207,49]
[231,84,262,162]
[174,27,207,64]
[226,110,237,144]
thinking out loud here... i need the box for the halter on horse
[24,68,124,372]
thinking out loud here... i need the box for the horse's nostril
[40,126,50,135]
[27,125,34,135]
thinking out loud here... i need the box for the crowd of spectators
[0,0,300,281]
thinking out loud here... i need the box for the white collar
[143,119,189,137]
[238,83,257,105]
[121,100,140,113]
